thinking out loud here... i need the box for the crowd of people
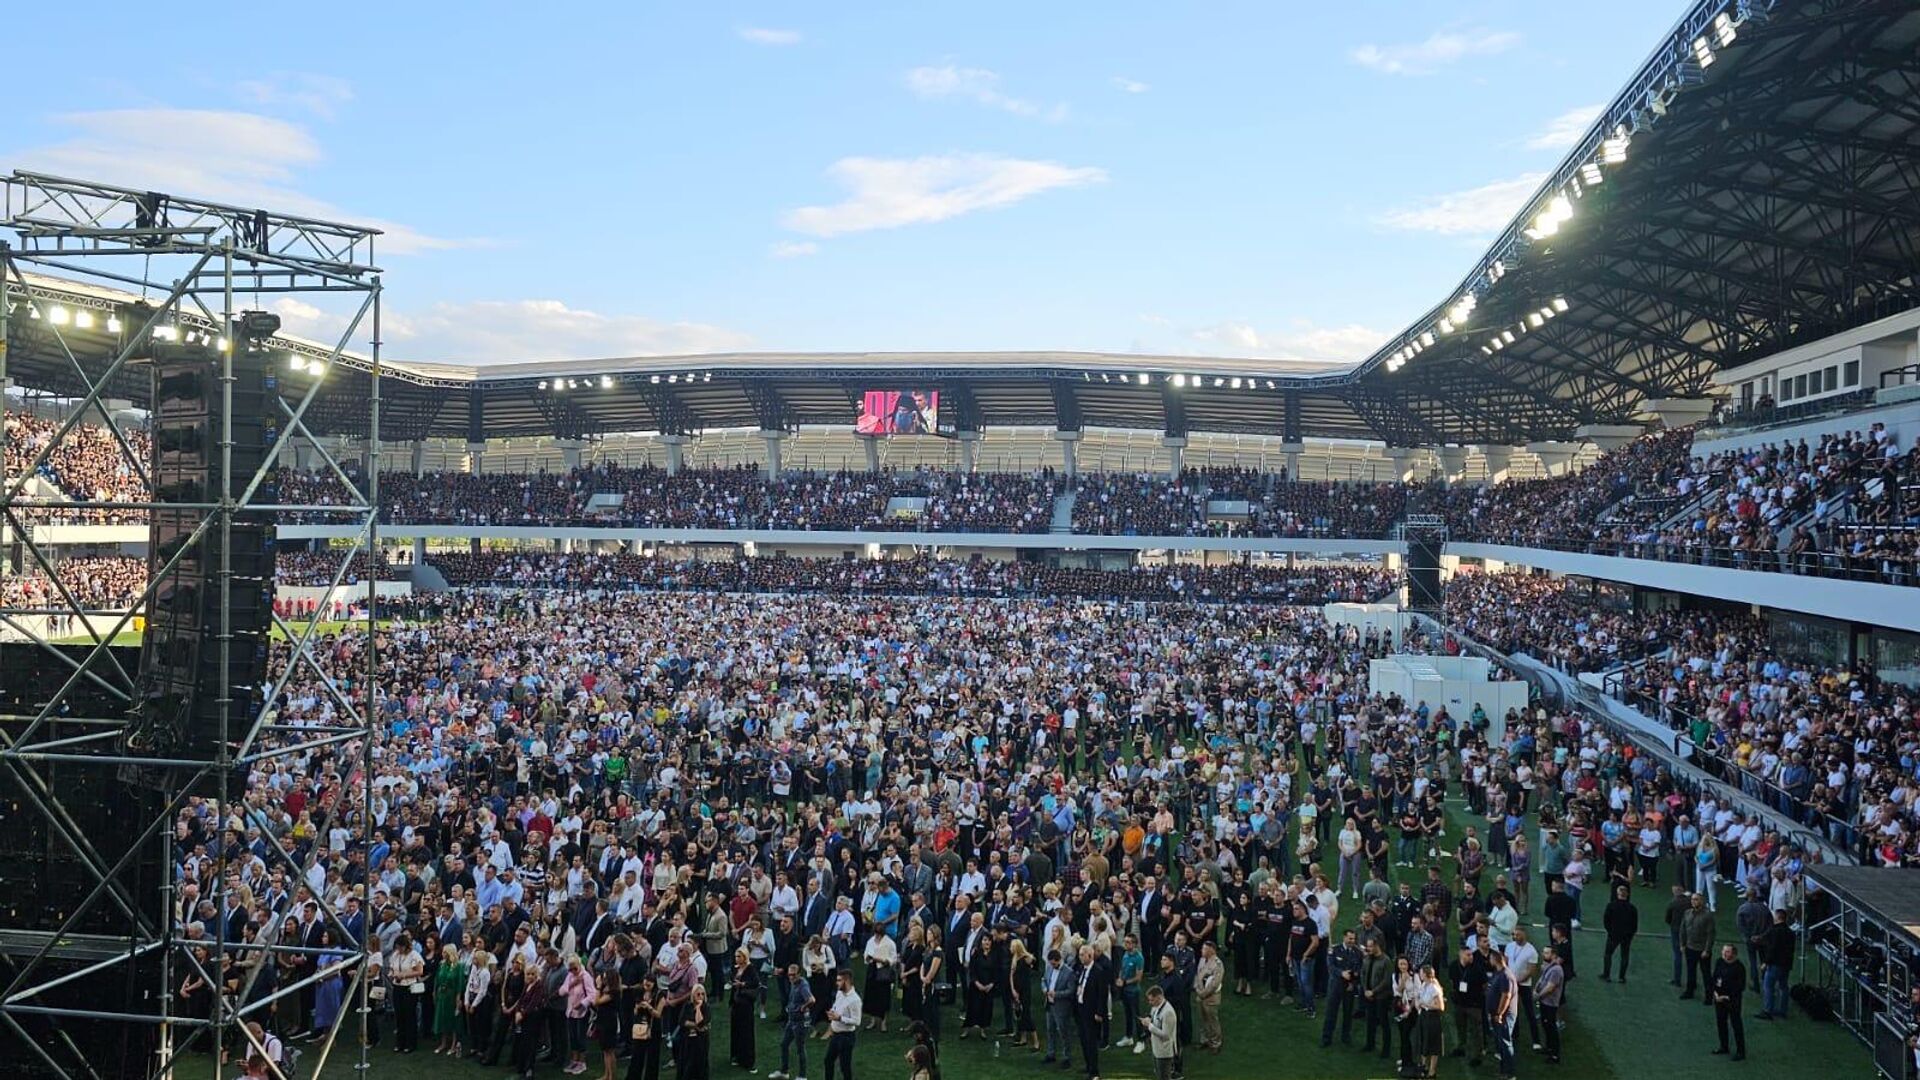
[3,411,153,523]
[0,554,147,610]
[155,575,1834,1080]
[277,550,400,587]
[421,552,1399,607]
[1445,572,1920,868]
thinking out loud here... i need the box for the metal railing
[1456,531,1920,587]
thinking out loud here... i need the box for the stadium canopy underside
[4,0,1918,449]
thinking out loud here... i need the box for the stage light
[538,380,549,390]
[1481,346,1494,356]
[1212,377,1223,387]
[650,374,661,383]
[601,376,614,389]
[702,372,712,382]
[154,325,179,341]
[73,310,95,329]
[289,356,307,373]
[1529,313,1544,328]
[217,337,231,352]
[107,315,123,333]
[1439,318,1455,334]
[1552,297,1569,313]
[1171,374,1187,388]
[1501,330,1516,345]
[1264,380,1275,389]
[1137,373,1150,385]
[1229,377,1242,389]
[47,305,70,325]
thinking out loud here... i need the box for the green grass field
[295,790,1856,1080]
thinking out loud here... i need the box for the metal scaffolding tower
[0,171,385,1080]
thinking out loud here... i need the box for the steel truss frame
[0,171,385,1080]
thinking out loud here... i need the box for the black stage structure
[0,175,385,1079]
[1802,866,1920,1079]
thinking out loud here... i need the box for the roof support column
[760,429,787,479]
[1278,441,1304,482]
[1527,440,1580,477]
[660,433,688,476]
[409,439,427,478]
[1576,423,1642,454]
[465,442,485,475]
[1437,445,1469,485]
[1479,446,1516,486]
[556,438,584,471]
[1641,397,1717,429]
[956,429,980,473]
[1386,447,1423,484]
[1161,435,1187,481]
[1054,429,1082,479]
[859,434,881,473]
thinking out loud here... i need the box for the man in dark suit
[1709,944,1748,1061]
[802,885,832,941]
[1073,944,1111,1080]
[1139,877,1166,969]
[580,898,615,953]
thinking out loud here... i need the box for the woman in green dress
[434,943,468,1056]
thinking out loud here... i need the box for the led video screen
[855,389,940,435]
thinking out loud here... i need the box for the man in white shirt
[824,969,861,1080]
[1503,927,1542,1052]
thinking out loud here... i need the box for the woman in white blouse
[462,951,496,1058]
[1414,963,1447,1079]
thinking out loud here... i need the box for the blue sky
[3,1,1688,365]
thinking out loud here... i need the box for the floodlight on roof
[1501,330,1515,345]
[73,310,95,330]
[1171,374,1186,388]
[1419,331,1435,348]
[1580,162,1604,187]
[1551,297,1570,313]
[106,315,122,333]
[1488,261,1506,283]
[1230,377,1243,389]
[538,380,548,389]
[1264,379,1275,389]
[650,374,660,384]
[1212,377,1224,387]
[601,376,614,389]
[1601,126,1630,164]
[153,325,179,341]
[1529,313,1545,329]
[1713,11,1736,46]
[1137,373,1150,385]
[47,305,69,326]
[1691,35,1715,67]
[290,356,309,373]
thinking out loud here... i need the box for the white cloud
[1112,76,1150,94]
[782,153,1106,238]
[1374,172,1546,235]
[905,65,1068,121]
[1349,29,1520,75]
[5,108,476,255]
[738,26,802,45]
[237,73,354,120]
[1188,320,1387,367]
[1526,104,1604,150]
[271,296,750,363]
[768,240,818,258]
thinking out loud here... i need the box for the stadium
[3,2,1920,1080]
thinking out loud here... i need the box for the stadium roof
[5,0,1918,447]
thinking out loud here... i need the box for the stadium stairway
[408,560,451,593]
[1049,490,1076,533]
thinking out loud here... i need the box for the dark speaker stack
[1406,538,1445,611]
[125,327,279,760]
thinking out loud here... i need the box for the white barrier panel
[1368,653,1529,741]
